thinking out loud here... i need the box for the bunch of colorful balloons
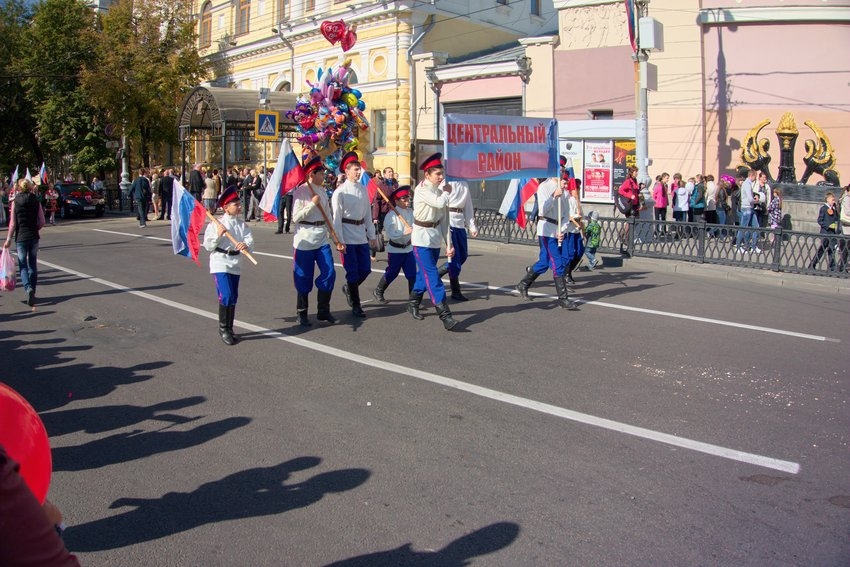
[286,59,370,171]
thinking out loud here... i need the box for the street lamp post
[119,126,131,208]
[634,0,651,189]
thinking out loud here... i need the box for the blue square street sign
[255,110,279,140]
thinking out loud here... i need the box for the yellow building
[192,0,556,184]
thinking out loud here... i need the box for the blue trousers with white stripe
[531,236,566,277]
[413,246,446,305]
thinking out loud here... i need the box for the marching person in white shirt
[408,153,458,330]
[372,186,415,304]
[290,157,344,326]
[331,151,378,318]
[202,186,254,345]
[436,179,479,301]
[515,177,579,310]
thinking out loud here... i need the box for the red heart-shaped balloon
[340,27,357,52]
[320,20,345,45]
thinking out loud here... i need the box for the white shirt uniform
[535,178,567,239]
[445,180,478,233]
[331,179,375,245]
[562,195,582,235]
[202,214,254,275]
[384,207,414,253]
[412,180,450,248]
[291,182,331,251]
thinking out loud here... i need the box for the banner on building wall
[583,141,612,201]
[612,140,637,196]
[444,114,559,181]
[559,139,584,185]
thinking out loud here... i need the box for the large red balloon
[0,383,52,503]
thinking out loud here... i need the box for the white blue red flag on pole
[499,178,539,229]
[260,138,305,221]
[171,179,207,266]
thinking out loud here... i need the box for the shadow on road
[324,521,521,566]
[64,457,370,552]
[0,328,168,412]
[51,415,251,471]
[40,396,207,436]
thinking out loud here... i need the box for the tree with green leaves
[0,0,40,175]
[15,0,112,178]
[82,0,208,169]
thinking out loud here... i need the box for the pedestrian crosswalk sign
[255,110,279,140]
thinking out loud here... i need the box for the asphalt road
[2,216,848,566]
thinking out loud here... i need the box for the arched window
[277,81,291,92]
[347,69,358,85]
[235,0,250,36]
[277,0,288,23]
[200,2,212,48]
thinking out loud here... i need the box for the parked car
[55,183,105,218]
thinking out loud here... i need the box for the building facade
[419,0,850,207]
[192,0,556,184]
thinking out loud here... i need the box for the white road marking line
[37,258,803,475]
[92,228,836,343]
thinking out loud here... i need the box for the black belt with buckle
[342,218,365,225]
[299,220,325,226]
[214,247,240,256]
[449,207,464,213]
[537,216,559,224]
[414,219,440,228]
[388,239,410,248]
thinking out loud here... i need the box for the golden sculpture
[737,118,772,180]
[737,113,840,186]
[801,120,840,186]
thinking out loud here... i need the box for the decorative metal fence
[474,209,850,279]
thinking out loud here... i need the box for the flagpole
[372,181,412,232]
[204,209,259,265]
[557,179,563,245]
[305,182,342,249]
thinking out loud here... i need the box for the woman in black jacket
[3,179,45,306]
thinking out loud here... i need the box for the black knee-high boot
[516,270,540,301]
[219,304,236,345]
[407,291,425,320]
[316,290,336,324]
[296,293,311,326]
[349,283,366,318]
[449,276,468,301]
[373,277,389,304]
[227,305,240,343]
[435,301,458,331]
[554,276,579,310]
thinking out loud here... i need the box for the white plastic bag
[0,247,16,291]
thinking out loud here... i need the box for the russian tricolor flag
[38,162,48,185]
[260,138,305,221]
[171,179,207,266]
[499,178,539,229]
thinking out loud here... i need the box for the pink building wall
[702,22,850,179]
[702,0,850,8]
[439,76,522,103]
[553,46,635,121]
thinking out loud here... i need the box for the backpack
[690,183,705,209]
